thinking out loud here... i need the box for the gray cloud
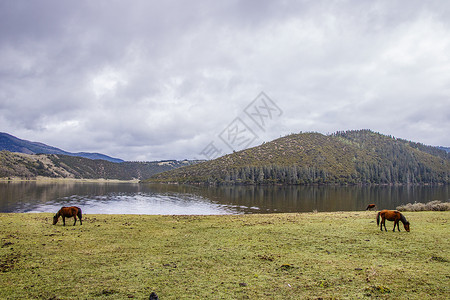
[1,0,449,161]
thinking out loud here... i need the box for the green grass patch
[1,211,449,299]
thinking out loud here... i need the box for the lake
[0,181,448,215]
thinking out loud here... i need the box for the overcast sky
[1,0,449,161]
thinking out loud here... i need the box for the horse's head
[52,214,59,225]
[403,221,410,232]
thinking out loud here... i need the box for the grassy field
[1,211,449,299]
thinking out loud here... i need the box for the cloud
[1,1,449,161]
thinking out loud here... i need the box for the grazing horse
[376,210,409,232]
[366,204,376,210]
[53,206,82,226]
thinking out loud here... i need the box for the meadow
[1,211,449,299]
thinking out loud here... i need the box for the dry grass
[397,200,450,211]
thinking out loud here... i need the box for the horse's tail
[376,212,380,226]
[76,207,82,219]
[76,207,83,225]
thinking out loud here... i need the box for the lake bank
[1,211,448,299]
[0,176,140,183]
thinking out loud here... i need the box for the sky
[1,0,449,161]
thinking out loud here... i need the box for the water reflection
[0,181,237,215]
[0,181,448,214]
[190,185,449,213]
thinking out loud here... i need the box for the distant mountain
[0,150,203,180]
[0,132,123,163]
[145,130,449,185]
[438,146,450,153]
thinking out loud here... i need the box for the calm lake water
[0,181,448,215]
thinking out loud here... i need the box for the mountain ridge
[0,150,203,180]
[0,132,123,163]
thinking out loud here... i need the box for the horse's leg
[393,220,397,232]
[73,216,77,226]
[62,216,66,226]
[383,219,387,232]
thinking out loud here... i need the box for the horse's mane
[399,212,409,224]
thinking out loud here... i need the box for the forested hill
[0,151,202,180]
[145,130,449,185]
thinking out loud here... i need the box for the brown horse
[366,204,376,210]
[376,210,409,232]
[53,206,82,226]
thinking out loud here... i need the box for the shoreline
[3,209,448,216]
[0,176,140,183]
[2,176,446,186]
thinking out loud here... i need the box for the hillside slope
[146,130,449,185]
[0,132,123,163]
[0,151,202,180]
